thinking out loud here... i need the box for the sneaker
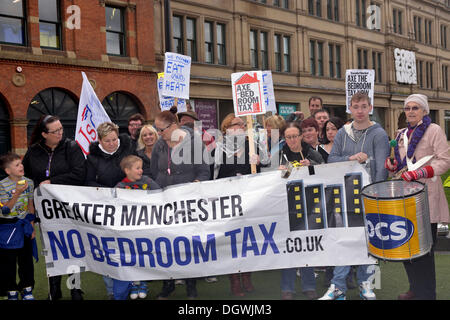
[175,279,185,285]
[8,291,19,300]
[22,287,35,300]
[205,277,218,283]
[318,284,346,300]
[138,282,147,299]
[129,283,139,300]
[359,281,376,300]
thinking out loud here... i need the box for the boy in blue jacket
[0,153,36,300]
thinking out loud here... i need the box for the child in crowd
[0,153,36,300]
[114,155,160,300]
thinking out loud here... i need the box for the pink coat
[396,123,450,223]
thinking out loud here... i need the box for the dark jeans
[402,223,437,300]
[0,237,34,293]
[160,279,197,298]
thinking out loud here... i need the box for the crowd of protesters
[0,92,449,301]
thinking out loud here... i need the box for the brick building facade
[0,0,158,156]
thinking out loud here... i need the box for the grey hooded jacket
[328,121,389,183]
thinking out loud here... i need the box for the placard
[345,69,374,114]
[231,71,266,116]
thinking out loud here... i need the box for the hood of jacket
[343,121,383,143]
[89,133,132,158]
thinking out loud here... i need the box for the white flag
[75,72,111,156]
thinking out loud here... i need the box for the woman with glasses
[278,121,324,300]
[23,115,86,300]
[150,107,210,300]
[385,94,450,300]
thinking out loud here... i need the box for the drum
[361,180,433,261]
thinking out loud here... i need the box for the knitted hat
[404,94,429,115]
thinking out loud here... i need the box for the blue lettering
[155,237,173,268]
[67,229,85,258]
[225,229,241,258]
[101,237,118,267]
[48,231,69,260]
[87,233,104,262]
[242,226,260,257]
[173,237,191,266]
[118,238,136,267]
[192,234,217,263]
[259,223,280,254]
[136,238,155,267]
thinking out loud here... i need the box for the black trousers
[402,223,437,300]
[0,237,35,294]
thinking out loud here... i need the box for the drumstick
[389,140,397,165]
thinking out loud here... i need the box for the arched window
[27,88,78,140]
[102,91,142,134]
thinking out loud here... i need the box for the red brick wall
[0,0,158,155]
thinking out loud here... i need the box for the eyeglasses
[48,127,63,135]
[404,106,420,112]
[285,135,300,140]
[156,123,172,133]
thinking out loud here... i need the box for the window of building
[310,40,324,76]
[308,0,322,17]
[357,48,368,69]
[105,6,125,56]
[327,0,339,21]
[250,29,268,70]
[102,92,142,134]
[392,8,402,35]
[0,97,10,158]
[173,15,198,61]
[260,32,268,70]
[204,21,213,64]
[39,0,61,49]
[416,59,423,87]
[425,61,433,88]
[442,65,448,91]
[205,21,226,65]
[328,43,342,78]
[425,19,432,45]
[27,88,78,140]
[186,18,197,61]
[283,36,291,72]
[372,51,382,83]
[441,24,447,49]
[217,23,226,65]
[414,16,422,42]
[355,0,366,27]
[0,0,26,45]
[250,30,258,69]
[275,34,281,72]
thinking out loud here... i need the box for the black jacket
[85,134,136,188]
[279,141,324,166]
[23,138,86,187]
[150,127,210,188]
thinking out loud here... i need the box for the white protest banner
[231,71,266,116]
[262,71,277,113]
[35,161,376,280]
[345,69,375,114]
[394,48,417,85]
[75,72,111,156]
[157,72,187,112]
[160,52,191,100]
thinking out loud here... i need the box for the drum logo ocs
[365,213,415,250]
[363,197,420,260]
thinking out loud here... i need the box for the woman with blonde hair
[136,124,158,177]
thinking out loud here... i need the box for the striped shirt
[0,176,34,219]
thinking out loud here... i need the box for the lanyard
[167,147,171,175]
[45,152,54,178]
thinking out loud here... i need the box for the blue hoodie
[328,121,389,183]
